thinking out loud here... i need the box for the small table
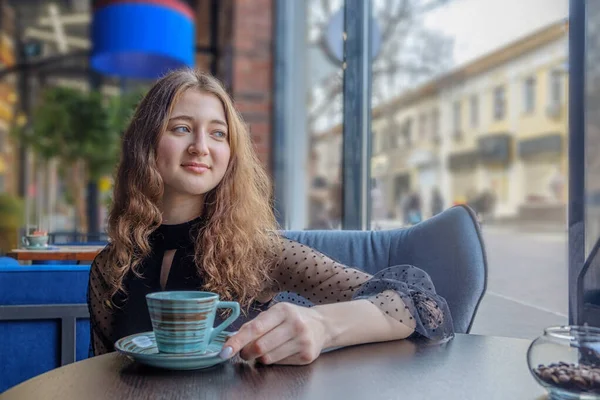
[7,246,105,262]
[0,334,547,399]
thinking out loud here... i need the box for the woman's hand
[218,302,329,365]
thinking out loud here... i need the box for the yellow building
[313,19,568,222]
[443,20,568,219]
[0,0,18,195]
[371,82,441,219]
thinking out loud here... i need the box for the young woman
[88,68,453,366]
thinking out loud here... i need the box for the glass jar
[527,326,600,399]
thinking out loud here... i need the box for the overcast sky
[424,0,568,66]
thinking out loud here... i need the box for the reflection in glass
[305,0,345,230]
[579,0,600,326]
[586,0,600,258]
[366,0,568,339]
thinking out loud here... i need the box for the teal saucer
[23,245,58,250]
[114,331,233,370]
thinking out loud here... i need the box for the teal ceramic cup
[146,291,240,354]
[22,235,48,247]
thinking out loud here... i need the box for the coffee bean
[534,362,600,394]
[574,376,589,390]
[541,369,553,380]
[558,374,571,384]
[581,370,591,379]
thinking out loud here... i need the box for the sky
[424,0,569,67]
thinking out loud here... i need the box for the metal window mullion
[273,0,307,230]
[568,0,586,325]
[342,0,372,231]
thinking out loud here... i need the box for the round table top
[1,334,546,400]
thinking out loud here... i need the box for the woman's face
[156,89,231,199]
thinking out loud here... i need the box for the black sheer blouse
[87,218,454,356]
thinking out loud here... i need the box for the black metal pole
[209,0,219,76]
[272,0,291,227]
[14,6,29,199]
[86,70,103,236]
[569,0,586,325]
[342,0,372,230]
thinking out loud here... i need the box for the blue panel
[0,320,60,393]
[0,265,92,391]
[91,4,195,78]
[76,319,91,361]
[0,267,90,305]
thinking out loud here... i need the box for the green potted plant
[14,86,143,232]
[0,194,24,255]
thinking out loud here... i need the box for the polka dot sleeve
[87,248,116,356]
[270,238,454,341]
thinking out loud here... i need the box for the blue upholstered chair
[0,205,487,392]
[0,265,91,393]
[279,205,487,334]
[0,257,19,267]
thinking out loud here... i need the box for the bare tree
[307,0,454,131]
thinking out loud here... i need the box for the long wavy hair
[104,68,278,310]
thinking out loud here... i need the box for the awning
[448,150,479,171]
[518,133,563,158]
[478,133,512,166]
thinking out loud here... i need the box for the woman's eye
[213,130,227,139]
[173,126,191,133]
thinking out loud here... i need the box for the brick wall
[229,0,273,171]
[195,0,274,174]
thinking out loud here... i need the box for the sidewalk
[483,219,567,234]
[374,218,567,234]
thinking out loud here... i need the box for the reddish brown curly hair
[104,68,278,310]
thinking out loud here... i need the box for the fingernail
[219,346,233,359]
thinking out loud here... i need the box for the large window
[453,101,462,139]
[470,94,479,128]
[493,86,506,120]
[550,69,564,108]
[523,76,536,113]
[277,0,570,339]
[280,0,346,230]
[365,0,569,339]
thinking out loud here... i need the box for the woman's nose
[188,133,209,155]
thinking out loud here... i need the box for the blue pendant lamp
[91,0,195,79]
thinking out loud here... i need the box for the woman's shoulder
[90,244,114,279]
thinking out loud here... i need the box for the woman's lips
[181,162,210,174]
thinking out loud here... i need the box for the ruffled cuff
[352,265,454,342]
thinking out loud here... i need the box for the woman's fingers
[219,308,285,359]
[261,343,318,366]
[240,322,295,361]
[255,340,299,365]
[219,302,325,366]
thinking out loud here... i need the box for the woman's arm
[220,237,452,364]
[87,249,117,356]
[313,299,415,349]
[270,237,450,339]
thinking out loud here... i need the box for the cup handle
[22,237,28,247]
[210,301,240,343]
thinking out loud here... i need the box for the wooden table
[7,246,105,262]
[0,334,547,400]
